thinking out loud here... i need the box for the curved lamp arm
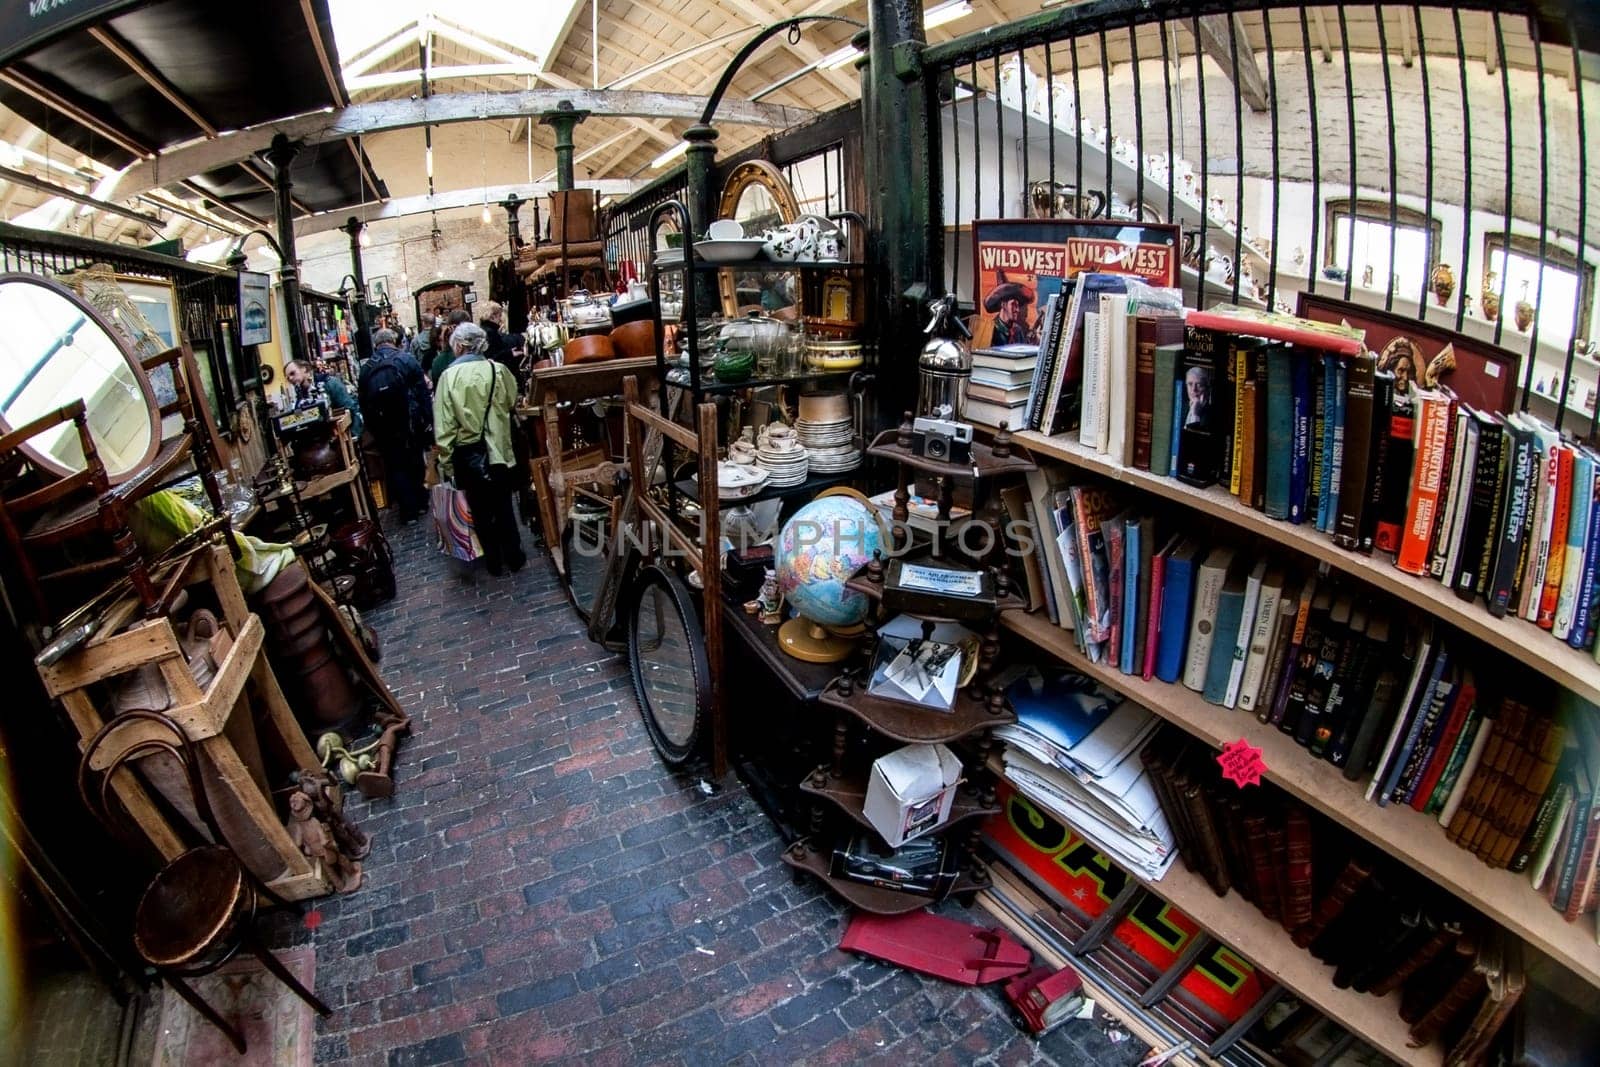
[225,228,285,272]
[699,16,867,128]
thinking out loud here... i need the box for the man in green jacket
[434,323,524,574]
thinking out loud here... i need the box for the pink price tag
[1217,739,1266,788]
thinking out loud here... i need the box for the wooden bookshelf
[979,857,1436,1066]
[1001,607,1600,989]
[1014,429,1600,707]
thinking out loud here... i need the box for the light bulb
[468,258,475,271]
[481,203,492,224]
[359,226,371,247]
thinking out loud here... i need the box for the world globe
[774,491,885,662]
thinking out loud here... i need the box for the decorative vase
[1362,264,1375,288]
[1431,263,1455,306]
[1481,288,1501,324]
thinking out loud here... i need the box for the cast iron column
[862,1,933,417]
[342,216,373,363]
[540,101,590,191]
[684,124,719,318]
[265,134,310,367]
[502,192,524,253]
[501,192,528,333]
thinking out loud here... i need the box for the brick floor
[290,516,1147,1066]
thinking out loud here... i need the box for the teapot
[562,289,611,330]
[761,216,822,262]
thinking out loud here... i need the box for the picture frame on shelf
[970,219,1181,349]
[1296,292,1520,414]
[238,270,272,346]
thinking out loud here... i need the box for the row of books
[1140,725,1523,1064]
[1001,469,1600,922]
[1054,296,1600,660]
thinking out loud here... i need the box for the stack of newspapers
[994,670,1177,880]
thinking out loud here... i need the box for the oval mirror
[0,273,158,484]
[717,161,800,317]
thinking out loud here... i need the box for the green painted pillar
[265,133,310,367]
[684,123,720,318]
[539,101,590,191]
[862,0,935,417]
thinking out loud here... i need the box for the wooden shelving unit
[1014,429,1600,706]
[819,677,1016,745]
[1001,607,1600,989]
[780,838,989,915]
[799,766,998,837]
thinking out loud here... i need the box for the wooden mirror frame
[717,160,801,317]
[0,271,160,485]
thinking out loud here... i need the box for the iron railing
[924,2,1595,432]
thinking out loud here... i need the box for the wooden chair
[0,343,226,624]
[77,711,330,1053]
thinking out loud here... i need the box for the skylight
[327,0,584,71]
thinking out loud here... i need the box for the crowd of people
[285,300,527,575]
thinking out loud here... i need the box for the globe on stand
[774,490,885,663]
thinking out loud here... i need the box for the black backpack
[361,356,412,440]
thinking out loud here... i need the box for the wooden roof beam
[1194,14,1270,112]
[0,68,151,158]
[87,26,217,137]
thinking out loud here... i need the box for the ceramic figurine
[1431,263,1455,306]
[1292,246,1307,269]
[744,567,783,625]
[1362,264,1375,288]
[287,791,362,894]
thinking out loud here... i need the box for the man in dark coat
[478,300,518,375]
[358,329,433,522]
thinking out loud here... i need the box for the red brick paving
[287,518,1145,1066]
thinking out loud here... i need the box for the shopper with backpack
[358,329,432,523]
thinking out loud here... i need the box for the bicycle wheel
[559,504,609,622]
[627,563,709,767]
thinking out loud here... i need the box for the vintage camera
[910,414,974,463]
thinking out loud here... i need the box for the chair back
[76,710,226,853]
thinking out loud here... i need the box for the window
[1484,234,1595,351]
[1324,200,1442,300]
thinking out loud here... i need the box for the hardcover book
[1183,547,1237,692]
[1398,389,1453,575]
[1332,352,1377,550]
[1155,539,1204,684]
[1150,341,1182,478]
[1200,559,1247,706]
[1176,327,1229,489]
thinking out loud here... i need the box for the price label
[1217,739,1265,788]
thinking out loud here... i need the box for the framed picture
[971,218,1181,349]
[1297,292,1520,414]
[463,289,477,307]
[238,270,273,345]
[369,275,390,305]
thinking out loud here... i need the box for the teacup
[707,219,744,241]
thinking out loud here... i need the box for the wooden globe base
[779,618,856,663]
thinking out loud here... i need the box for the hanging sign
[238,271,273,346]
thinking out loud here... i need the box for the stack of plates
[806,443,861,474]
[795,417,854,450]
[756,443,810,488]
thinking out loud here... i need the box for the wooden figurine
[286,791,362,894]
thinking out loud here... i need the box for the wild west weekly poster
[971,220,1181,348]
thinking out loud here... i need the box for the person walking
[433,323,524,574]
[358,329,433,522]
[430,309,473,387]
[478,301,517,373]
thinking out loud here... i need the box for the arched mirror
[0,273,159,484]
[717,161,800,317]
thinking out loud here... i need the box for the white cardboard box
[864,743,962,847]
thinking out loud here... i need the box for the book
[1175,327,1229,489]
[1538,443,1575,628]
[1132,316,1184,471]
[972,343,1041,367]
[1531,787,1577,890]
[1572,462,1600,650]
[1155,538,1203,684]
[1453,411,1507,600]
[1183,546,1236,692]
[1520,426,1561,620]
[1332,351,1377,550]
[1231,339,1267,504]
[1390,658,1458,804]
[971,368,1037,390]
[1278,583,1334,737]
[1434,406,1477,582]
[1143,534,1172,680]
[1324,357,1347,534]
[1423,393,1462,575]
[1310,353,1329,526]
[964,398,1030,430]
[1438,708,1494,829]
[1104,515,1126,670]
[1511,773,1573,875]
[1489,418,1538,616]
[1225,559,1270,708]
[1293,591,1351,748]
[1311,600,1368,759]
[1267,576,1319,728]
[1255,580,1303,728]
[1132,515,1155,678]
[1150,341,1182,479]
[1289,350,1314,523]
[1366,622,1436,801]
[1409,670,1477,811]
[1103,293,1135,463]
[1025,467,1073,631]
[1380,642,1453,807]
[1264,346,1293,520]
[1373,382,1418,555]
[1237,566,1287,714]
[1397,388,1453,575]
[1021,293,1062,431]
[1359,370,1395,554]
[1183,305,1365,353]
[1558,718,1600,913]
[1001,484,1049,617]
[1113,516,1134,670]
[1326,608,1388,767]
[1072,486,1121,645]
[1425,703,1484,815]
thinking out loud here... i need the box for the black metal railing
[925,2,1596,432]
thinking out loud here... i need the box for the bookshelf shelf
[1013,429,1600,708]
[779,838,987,915]
[819,677,1016,745]
[1000,607,1600,990]
[980,852,1440,1067]
[799,766,998,838]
